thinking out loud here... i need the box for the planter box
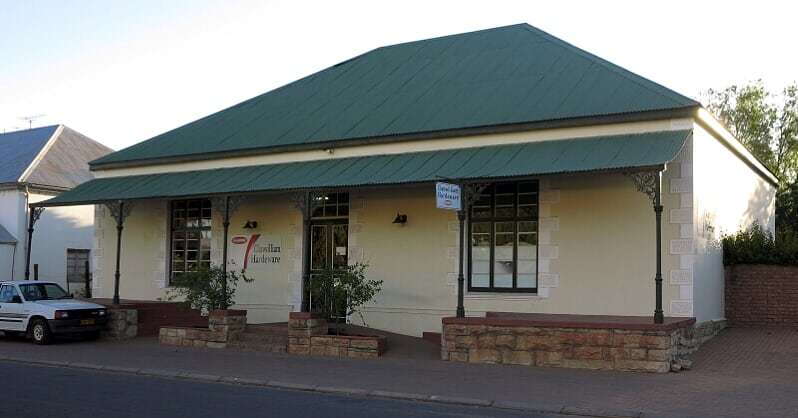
[288,312,387,358]
[159,309,246,349]
[441,313,699,373]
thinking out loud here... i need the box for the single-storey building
[1,125,112,292]
[35,24,775,339]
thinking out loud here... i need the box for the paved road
[0,362,553,418]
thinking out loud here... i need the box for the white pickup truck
[0,281,107,344]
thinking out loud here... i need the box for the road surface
[0,362,555,418]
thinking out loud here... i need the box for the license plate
[80,319,95,325]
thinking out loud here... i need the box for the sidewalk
[0,328,796,418]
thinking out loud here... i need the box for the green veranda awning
[38,130,690,207]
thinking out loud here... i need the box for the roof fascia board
[90,107,698,171]
[94,117,694,179]
[694,108,779,187]
[0,182,69,194]
[34,163,666,208]
[17,125,63,183]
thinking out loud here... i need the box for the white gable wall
[690,122,776,322]
[0,189,25,280]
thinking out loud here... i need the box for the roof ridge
[373,23,527,51]
[518,23,698,107]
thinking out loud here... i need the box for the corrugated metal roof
[25,126,113,189]
[0,125,58,183]
[39,130,690,207]
[92,24,698,167]
[0,224,17,244]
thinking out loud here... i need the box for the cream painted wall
[93,173,694,337]
[349,175,686,336]
[690,123,776,322]
[92,194,302,324]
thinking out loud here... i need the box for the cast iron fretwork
[624,170,665,324]
[24,206,46,280]
[105,200,132,305]
[453,182,490,318]
[626,171,659,205]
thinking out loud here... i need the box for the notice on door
[229,234,282,272]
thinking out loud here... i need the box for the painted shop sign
[436,182,461,210]
[229,234,282,272]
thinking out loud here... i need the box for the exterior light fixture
[392,213,407,225]
[243,220,258,229]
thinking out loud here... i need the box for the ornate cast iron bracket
[105,200,133,225]
[211,195,245,218]
[28,206,45,229]
[461,182,491,211]
[625,171,660,205]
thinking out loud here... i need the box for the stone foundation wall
[442,316,697,373]
[678,319,727,356]
[726,265,798,327]
[288,312,386,358]
[159,309,246,348]
[102,307,138,340]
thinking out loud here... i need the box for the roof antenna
[18,114,46,130]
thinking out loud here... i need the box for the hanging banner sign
[228,234,282,272]
[436,182,461,210]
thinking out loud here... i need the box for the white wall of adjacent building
[0,188,96,288]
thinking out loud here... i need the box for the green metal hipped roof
[91,24,698,168]
[38,130,690,207]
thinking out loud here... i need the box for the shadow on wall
[741,180,777,234]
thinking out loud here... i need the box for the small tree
[308,262,382,327]
[167,265,252,313]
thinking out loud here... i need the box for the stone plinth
[442,313,698,373]
[159,309,247,349]
[102,306,138,340]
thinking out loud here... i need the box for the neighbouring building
[36,24,775,338]
[0,125,112,293]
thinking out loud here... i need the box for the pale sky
[1,0,796,150]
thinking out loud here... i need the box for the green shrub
[308,262,382,326]
[166,265,252,312]
[722,223,798,265]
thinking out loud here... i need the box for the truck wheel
[30,319,52,345]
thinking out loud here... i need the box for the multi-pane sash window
[469,182,539,292]
[170,199,212,282]
[311,192,349,219]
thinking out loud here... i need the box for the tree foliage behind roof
[705,81,798,186]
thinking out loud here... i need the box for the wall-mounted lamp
[243,220,258,229]
[392,213,407,225]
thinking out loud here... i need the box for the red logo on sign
[231,236,247,244]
